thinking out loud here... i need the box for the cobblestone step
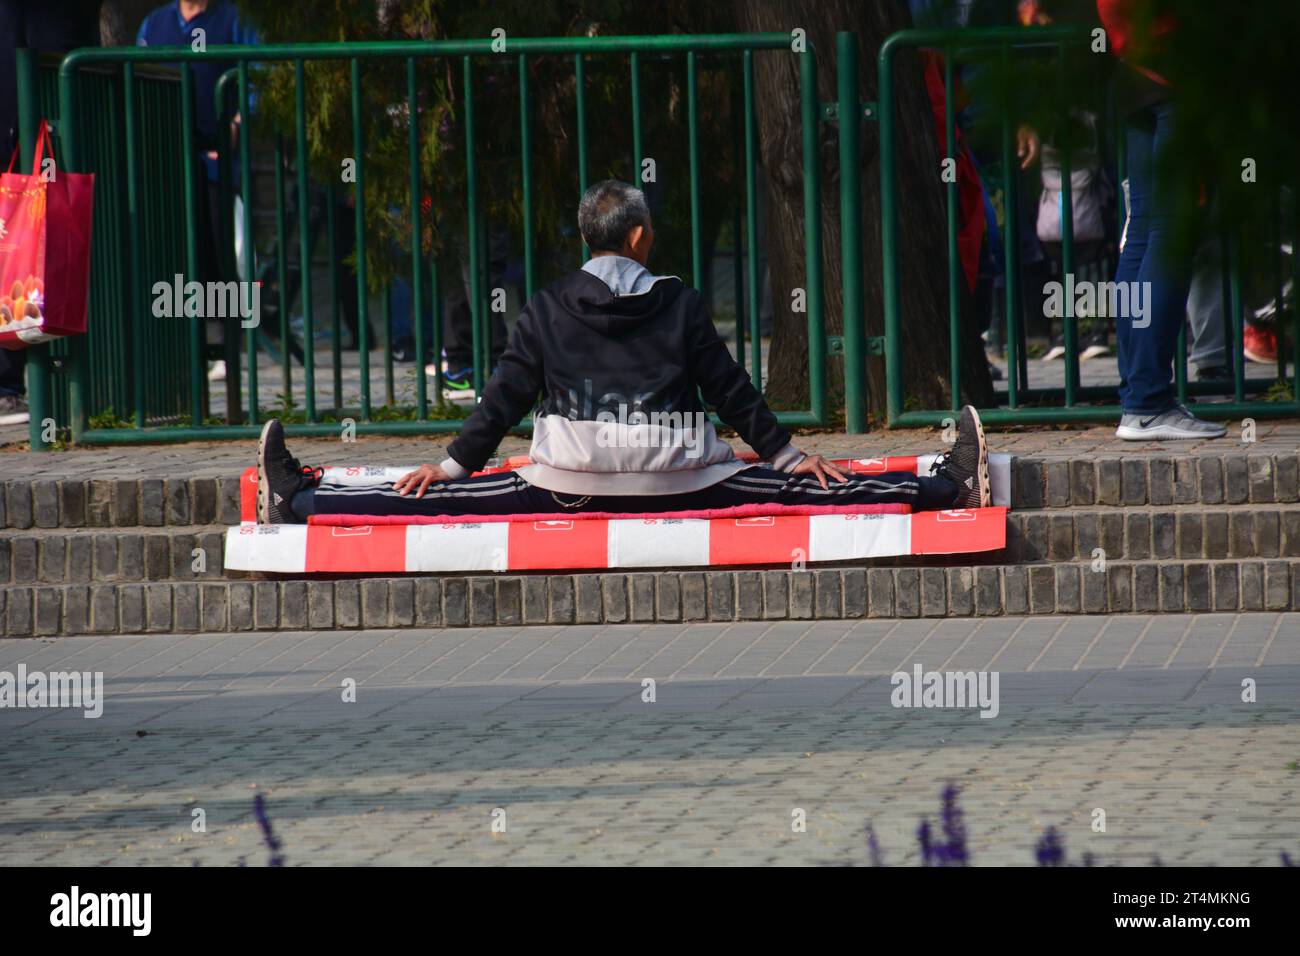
[4,558,1298,635]
[7,501,1300,586]
[0,526,231,585]
[2,447,1297,529]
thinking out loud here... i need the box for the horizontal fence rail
[17,34,830,448]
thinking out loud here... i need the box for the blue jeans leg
[1115,100,1191,415]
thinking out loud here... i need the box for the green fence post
[837,33,866,433]
[743,49,762,387]
[999,45,1020,409]
[800,45,826,424]
[295,59,316,423]
[1058,41,1078,407]
[327,184,342,414]
[687,50,703,288]
[180,63,203,426]
[878,39,903,425]
[407,56,427,420]
[238,59,258,426]
[124,62,146,429]
[350,58,370,420]
[274,135,291,400]
[575,52,589,261]
[943,48,961,415]
[630,51,643,186]
[463,56,482,396]
[518,53,535,300]
[16,49,52,450]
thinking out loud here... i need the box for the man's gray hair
[577,179,651,252]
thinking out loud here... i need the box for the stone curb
[7,504,1300,585]
[4,559,1298,636]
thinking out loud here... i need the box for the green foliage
[88,406,135,430]
[234,1,741,292]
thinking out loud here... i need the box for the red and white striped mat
[225,453,1010,573]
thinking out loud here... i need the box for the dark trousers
[1115,99,1191,414]
[294,467,958,519]
[0,0,99,397]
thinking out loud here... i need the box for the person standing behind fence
[138,0,259,383]
[1099,0,1224,441]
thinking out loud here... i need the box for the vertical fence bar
[17,49,51,449]
[743,48,762,387]
[430,257,442,399]
[327,184,342,412]
[943,47,961,415]
[407,57,427,419]
[1058,42,1078,407]
[630,51,643,185]
[238,59,257,425]
[800,45,825,423]
[274,136,291,399]
[687,50,703,288]
[382,287,393,405]
[730,63,745,371]
[57,60,88,440]
[463,56,482,395]
[1273,195,1286,386]
[295,59,316,422]
[1229,227,1245,403]
[518,53,535,300]
[350,58,370,419]
[1293,187,1300,403]
[838,33,866,432]
[999,45,1020,409]
[180,63,202,426]
[125,63,146,428]
[217,74,241,422]
[879,42,903,423]
[575,53,589,261]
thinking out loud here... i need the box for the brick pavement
[1,613,1296,865]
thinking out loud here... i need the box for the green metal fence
[15,49,198,441]
[21,34,831,448]
[876,26,1300,427]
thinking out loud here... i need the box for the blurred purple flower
[865,822,884,867]
[253,792,285,868]
[917,818,934,866]
[937,784,968,866]
[1035,826,1065,866]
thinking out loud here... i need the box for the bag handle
[5,120,54,175]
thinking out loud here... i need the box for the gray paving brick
[736,571,763,621]
[468,577,494,627]
[604,574,630,624]
[814,570,841,619]
[336,579,362,628]
[867,568,893,618]
[894,568,920,618]
[680,572,707,622]
[842,567,863,621]
[920,567,946,618]
[947,567,973,616]
[762,571,788,620]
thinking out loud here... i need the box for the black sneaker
[932,405,991,509]
[256,419,321,524]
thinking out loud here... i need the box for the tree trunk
[734,0,993,422]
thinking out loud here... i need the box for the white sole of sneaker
[255,420,274,524]
[1080,344,1110,361]
[0,412,30,426]
[965,406,992,508]
[1115,424,1227,441]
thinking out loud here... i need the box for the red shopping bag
[0,120,95,350]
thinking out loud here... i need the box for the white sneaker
[208,360,227,382]
[1116,405,1227,440]
[1041,344,1066,362]
[0,394,29,426]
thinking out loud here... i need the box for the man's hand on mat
[792,454,847,490]
[393,463,450,498]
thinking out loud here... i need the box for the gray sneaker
[0,394,29,426]
[1116,405,1227,441]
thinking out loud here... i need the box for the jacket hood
[555,266,685,336]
